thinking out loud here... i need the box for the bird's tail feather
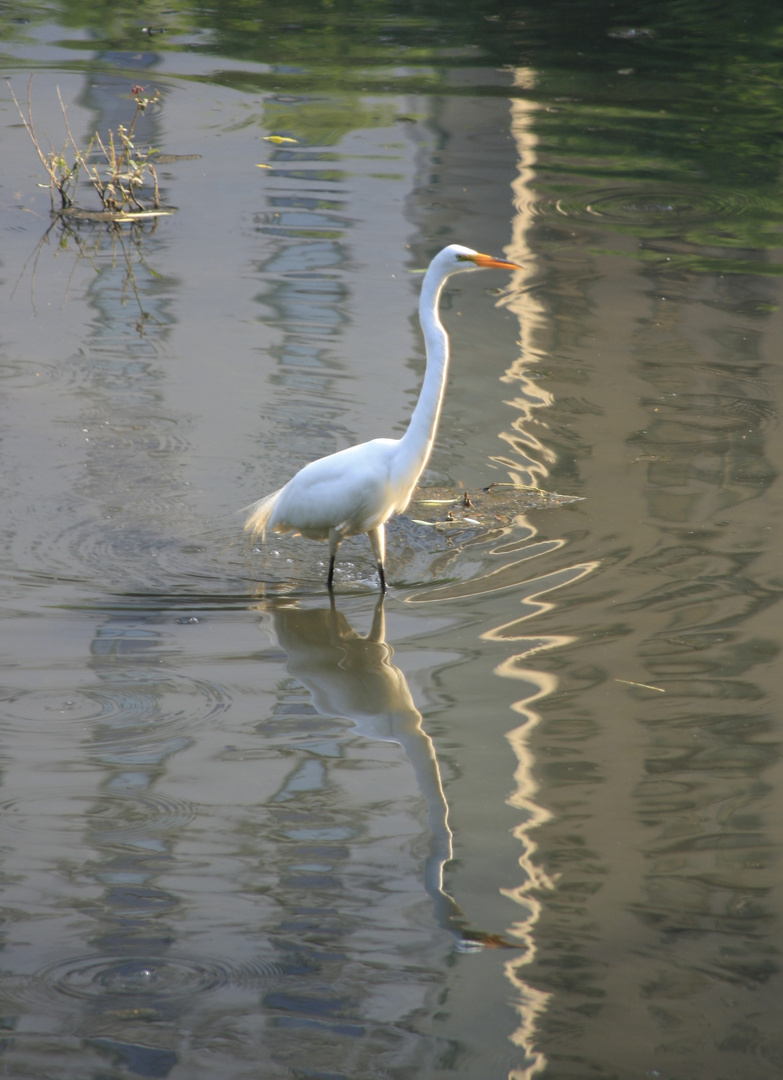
[243,488,283,541]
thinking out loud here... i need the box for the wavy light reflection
[486,81,600,1079]
[488,556,597,1079]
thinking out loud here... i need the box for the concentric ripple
[26,519,197,589]
[0,789,196,843]
[96,415,194,459]
[526,186,776,230]
[0,952,285,1010]
[0,688,117,724]
[0,672,230,752]
[0,358,66,389]
[45,953,283,1000]
[9,512,252,597]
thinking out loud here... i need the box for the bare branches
[9,75,78,210]
[9,76,167,221]
[10,78,174,332]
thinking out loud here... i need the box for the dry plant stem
[15,77,162,217]
[58,85,102,203]
[58,208,169,222]
[88,90,160,211]
[116,99,143,171]
[148,163,160,208]
[9,76,70,209]
[12,75,167,335]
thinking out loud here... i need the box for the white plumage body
[244,244,520,589]
[254,439,406,542]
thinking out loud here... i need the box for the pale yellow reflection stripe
[493,84,553,492]
[489,75,596,1080]
[486,561,596,1079]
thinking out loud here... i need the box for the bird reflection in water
[269,596,516,950]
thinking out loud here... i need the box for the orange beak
[469,252,523,270]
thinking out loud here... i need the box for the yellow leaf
[255,163,273,169]
[262,135,298,144]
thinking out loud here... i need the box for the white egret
[244,244,521,590]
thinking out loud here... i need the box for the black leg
[367,527,386,593]
[327,554,336,591]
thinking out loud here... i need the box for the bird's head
[438,244,522,275]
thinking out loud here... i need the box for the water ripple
[26,519,199,588]
[525,185,775,229]
[0,673,230,752]
[0,358,66,389]
[0,687,117,724]
[0,789,196,843]
[0,952,284,1009]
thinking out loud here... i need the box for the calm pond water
[2,2,783,1077]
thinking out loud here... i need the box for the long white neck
[393,261,452,494]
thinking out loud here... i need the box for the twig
[8,76,70,209]
[11,77,170,334]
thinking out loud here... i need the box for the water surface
[2,2,783,1077]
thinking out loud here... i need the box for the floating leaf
[262,135,298,144]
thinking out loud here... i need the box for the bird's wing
[271,439,398,537]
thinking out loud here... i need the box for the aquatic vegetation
[9,76,168,223]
